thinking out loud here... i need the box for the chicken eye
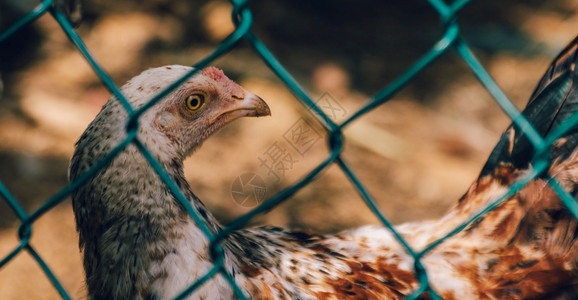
[186,94,204,111]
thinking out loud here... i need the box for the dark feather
[481,36,578,177]
[70,37,578,299]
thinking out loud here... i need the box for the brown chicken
[69,37,578,299]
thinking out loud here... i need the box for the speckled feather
[70,37,578,300]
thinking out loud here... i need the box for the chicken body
[70,38,578,299]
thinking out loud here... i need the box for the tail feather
[480,35,578,177]
[446,37,578,298]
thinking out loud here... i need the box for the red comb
[201,66,226,81]
[201,66,244,97]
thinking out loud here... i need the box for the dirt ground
[0,0,577,298]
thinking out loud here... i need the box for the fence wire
[1,0,577,299]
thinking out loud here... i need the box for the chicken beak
[209,92,271,125]
[240,92,271,118]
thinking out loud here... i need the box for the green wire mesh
[1,0,577,299]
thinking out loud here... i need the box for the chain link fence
[1,0,577,299]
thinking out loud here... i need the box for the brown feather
[70,35,578,299]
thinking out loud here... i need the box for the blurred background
[0,0,577,298]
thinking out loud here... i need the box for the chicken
[70,36,578,299]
